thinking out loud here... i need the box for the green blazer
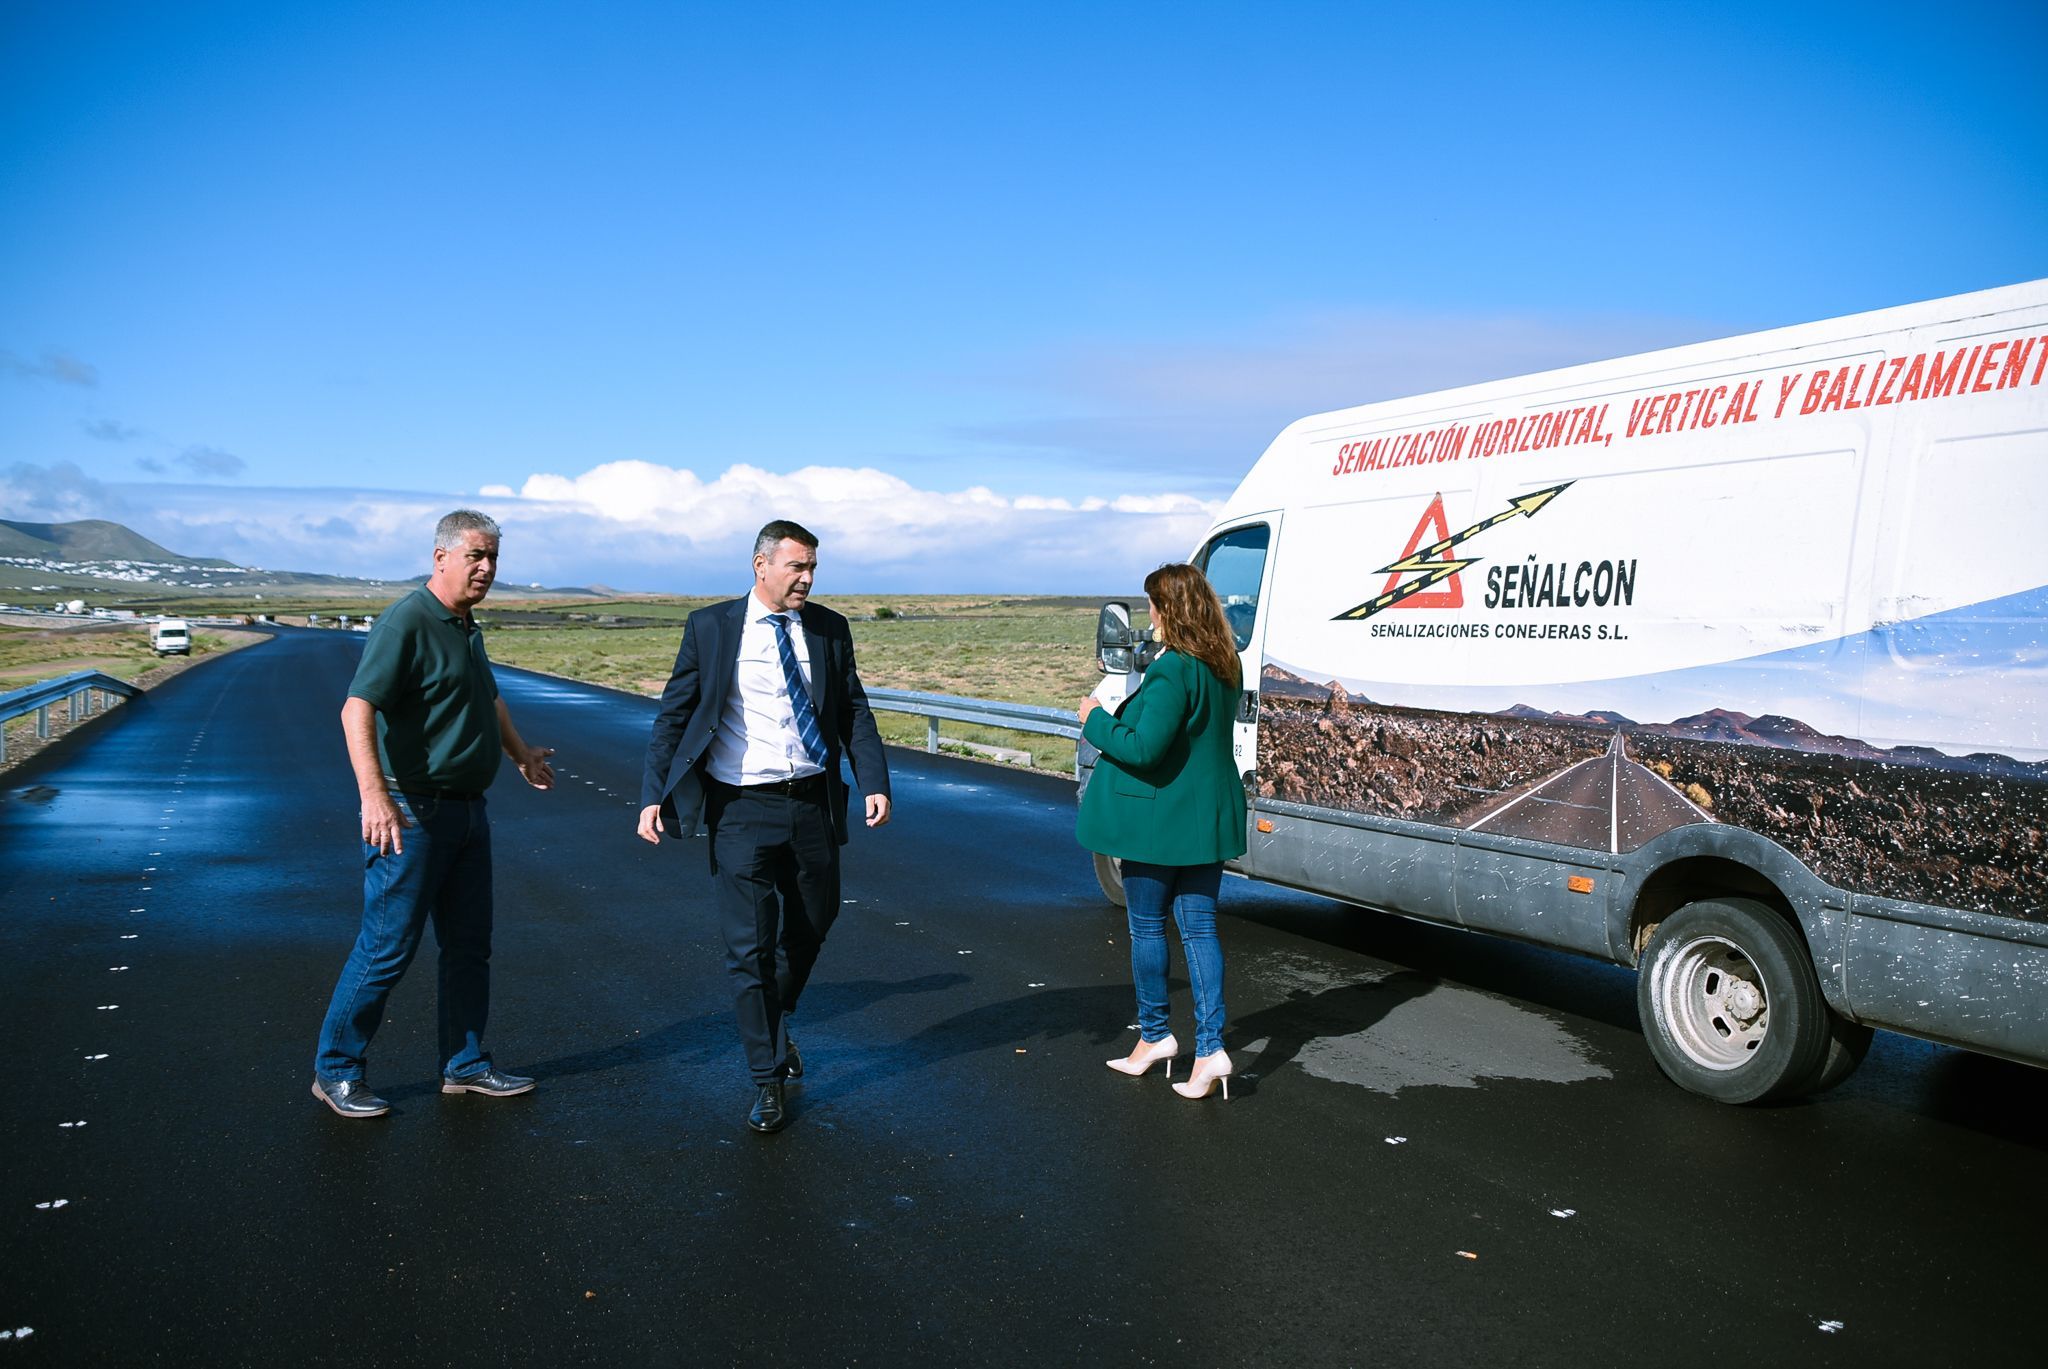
[1076,648,1248,867]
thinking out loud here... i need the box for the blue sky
[3,1,2045,591]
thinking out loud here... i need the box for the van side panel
[1217,282,2048,1071]
[1249,801,1460,927]
[1844,897,2048,1063]
[1452,834,1615,959]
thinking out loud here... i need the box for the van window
[1195,523,1270,650]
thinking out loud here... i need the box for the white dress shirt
[704,592,828,786]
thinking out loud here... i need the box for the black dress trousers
[706,780,842,1083]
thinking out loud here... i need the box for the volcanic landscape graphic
[1258,664,2048,922]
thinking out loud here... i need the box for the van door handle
[1238,691,1259,723]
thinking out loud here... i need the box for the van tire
[1805,1012,1876,1094]
[1637,897,1830,1104]
[1093,853,1126,908]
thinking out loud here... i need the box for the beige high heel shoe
[1106,1033,1179,1078]
[1172,1049,1233,1100]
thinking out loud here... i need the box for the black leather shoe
[312,1076,390,1119]
[748,1080,788,1133]
[440,1066,536,1097]
[782,1030,804,1081]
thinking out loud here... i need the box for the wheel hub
[1653,935,1772,1071]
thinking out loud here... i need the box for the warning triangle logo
[1380,493,1465,608]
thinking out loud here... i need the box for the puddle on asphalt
[11,785,58,804]
[1243,950,1609,1095]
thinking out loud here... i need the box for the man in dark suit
[637,519,892,1132]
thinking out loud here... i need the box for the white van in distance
[150,618,191,656]
[1088,279,2048,1104]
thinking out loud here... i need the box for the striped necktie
[770,613,829,767]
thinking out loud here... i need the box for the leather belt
[734,773,827,797]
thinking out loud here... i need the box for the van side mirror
[1097,601,1135,674]
[1098,602,1133,648]
[1097,600,1161,674]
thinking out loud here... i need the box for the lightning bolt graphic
[1333,481,1574,621]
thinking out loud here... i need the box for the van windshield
[1195,523,1270,650]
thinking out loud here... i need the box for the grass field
[1,593,1141,776]
[0,621,252,760]
[480,594,1144,775]
[0,621,244,687]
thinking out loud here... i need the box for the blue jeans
[1123,860,1227,1059]
[315,792,495,1082]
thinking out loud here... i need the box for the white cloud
[482,458,1221,587]
[175,445,247,479]
[6,455,1216,593]
[0,462,121,522]
[0,348,97,387]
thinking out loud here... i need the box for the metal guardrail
[864,688,1081,771]
[0,670,143,763]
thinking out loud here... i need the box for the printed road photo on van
[1259,589,2048,919]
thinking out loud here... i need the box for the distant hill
[0,516,605,600]
[1260,662,1371,704]
[1499,703,1639,727]
[0,517,235,567]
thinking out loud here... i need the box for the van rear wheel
[1093,853,1126,908]
[1637,897,1830,1104]
[1806,1010,1875,1094]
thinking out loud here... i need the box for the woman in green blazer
[1076,563,1248,1100]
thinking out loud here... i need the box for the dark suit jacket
[640,597,890,845]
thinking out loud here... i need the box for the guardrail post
[926,717,939,753]
[37,704,50,740]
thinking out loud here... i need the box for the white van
[1088,279,2048,1103]
[150,618,191,656]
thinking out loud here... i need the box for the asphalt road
[2,628,2042,1367]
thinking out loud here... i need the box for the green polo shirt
[347,586,501,793]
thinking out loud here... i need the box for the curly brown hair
[1143,562,1242,689]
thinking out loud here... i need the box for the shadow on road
[1230,970,1437,1095]
[1228,890,1641,1032]
[378,972,983,1100]
[812,983,1135,1102]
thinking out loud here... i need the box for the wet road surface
[2,628,2042,1366]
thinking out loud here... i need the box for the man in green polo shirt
[312,509,556,1119]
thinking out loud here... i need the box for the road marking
[1609,733,1620,853]
[1466,756,1601,832]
